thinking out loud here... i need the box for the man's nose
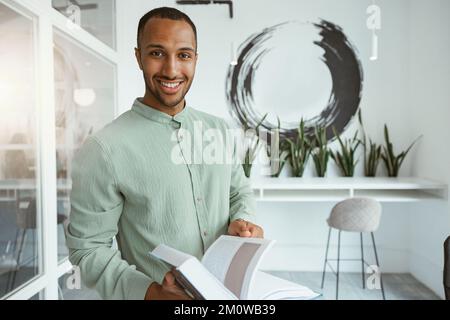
[161,55,178,79]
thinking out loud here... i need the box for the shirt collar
[131,98,189,124]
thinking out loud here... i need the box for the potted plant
[358,110,382,177]
[330,127,360,177]
[311,125,330,177]
[242,113,268,178]
[283,119,311,177]
[266,117,288,177]
[381,124,422,177]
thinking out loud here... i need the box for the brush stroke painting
[226,19,363,141]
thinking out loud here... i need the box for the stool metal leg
[371,232,386,300]
[321,227,332,289]
[336,230,341,300]
[360,232,365,289]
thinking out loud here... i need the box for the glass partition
[0,2,41,297]
[53,30,116,261]
[52,0,116,49]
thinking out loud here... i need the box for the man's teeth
[161,81,181,88]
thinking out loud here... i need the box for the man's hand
[228,219,264,238]
[145,271,192,300]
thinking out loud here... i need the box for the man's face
[135,18,197,111]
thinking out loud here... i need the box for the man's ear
[135,47,143,70]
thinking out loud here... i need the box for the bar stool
[320,197,386,300]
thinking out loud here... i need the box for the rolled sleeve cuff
[230,212,257,225]
[126,270,154,300]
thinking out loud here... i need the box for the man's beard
[143,72,191,108]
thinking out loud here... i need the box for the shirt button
[177,129,184,141]
[203,231,208,237]
[196,197,202,202]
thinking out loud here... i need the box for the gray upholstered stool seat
[321,197,385,300]
[327,197,381,232]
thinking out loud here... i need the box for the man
[66,7,264,300]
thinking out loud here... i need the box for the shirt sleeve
[66,136,153,300]
[226,122,257,224]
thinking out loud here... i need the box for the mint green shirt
[66,98,256,300]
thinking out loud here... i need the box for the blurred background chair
[6,192,67,293]
[321,197,386,300]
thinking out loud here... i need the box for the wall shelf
[251,177,448,202]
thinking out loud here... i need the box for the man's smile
[157,80,184,94]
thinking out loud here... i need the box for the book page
[150,244,237,300]
[247,271,320,300]
[150,244,194,267]
[201,235,274,299]
[178,258,237,300]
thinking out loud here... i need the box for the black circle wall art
[226,19,364,141]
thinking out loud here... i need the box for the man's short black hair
[137,7,197,50]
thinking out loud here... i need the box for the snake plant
[381,124,422,177]
[242,113,268,178]
[283,119,311,177]
[330,127,361,177]
[266,117,288,177]
[358,110,382,177]
[311,125,330,177]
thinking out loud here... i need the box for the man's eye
[179,53,191,59]
[150,51,163,57]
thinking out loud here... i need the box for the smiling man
[66,7,263,300]
[135,13,196,116]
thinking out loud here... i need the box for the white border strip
[37,6,59,300]
[57,258,74,278]
[5,276,48,300]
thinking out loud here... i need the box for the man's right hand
[145,271,192,300]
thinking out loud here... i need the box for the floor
[57,271,441,300]
[268,271,441,300]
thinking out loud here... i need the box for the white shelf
[251,177,448,202]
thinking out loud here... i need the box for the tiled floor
[267,271,441,300]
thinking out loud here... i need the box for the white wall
[407,0,450,299]
[115,0,449,298]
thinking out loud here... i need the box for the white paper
[150,244,194,267]
[201,235,274,299]
[150,243,237,300]
[247,271,320,300]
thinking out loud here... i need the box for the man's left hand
[228,219,264,238]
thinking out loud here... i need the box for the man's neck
[141,96,185,117]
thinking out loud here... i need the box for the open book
[149,235,320,300]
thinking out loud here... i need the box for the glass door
[0,1,41,298]
[53,30,116,261]
[1,0,118,300]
